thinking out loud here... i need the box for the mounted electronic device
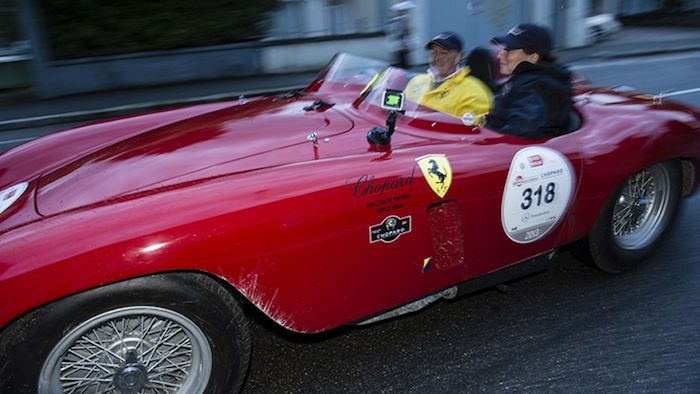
[367,89,405,145]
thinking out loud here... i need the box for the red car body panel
[1,64,700,334]
[35,98,354,216]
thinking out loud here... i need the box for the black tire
[575,161,682,273]
[0,272,251,393]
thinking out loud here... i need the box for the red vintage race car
[1,53,699,393]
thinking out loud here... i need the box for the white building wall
[273,0,383,37]
[564,0,587,48]
[526,0,555,26]
[263,0,592,72]
[350,0,382,31]
[409,0,431,66]
[515,0,588,49]
[261,35,392,73]
[304,0,327,36]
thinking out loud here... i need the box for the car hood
[29,97,354,216]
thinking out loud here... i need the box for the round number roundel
[501,147,575,244]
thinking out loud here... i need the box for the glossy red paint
[1,57,700,334]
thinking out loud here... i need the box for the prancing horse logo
[427,159,446,184]
[416,154,452,198]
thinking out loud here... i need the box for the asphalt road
[1,50,699,393]
[572,51,700,107]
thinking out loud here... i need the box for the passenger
[486,24,573,138]
[404,32,492,125]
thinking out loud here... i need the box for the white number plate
[501,147,575,243]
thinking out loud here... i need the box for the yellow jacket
[404,67,492,125]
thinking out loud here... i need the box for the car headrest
[465,46,496,91]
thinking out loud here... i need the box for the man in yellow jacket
[405,32,492,125]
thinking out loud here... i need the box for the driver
[404,32,492,125]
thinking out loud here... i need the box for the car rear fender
[564,100,700,242]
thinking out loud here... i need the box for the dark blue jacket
[486,61,572,139]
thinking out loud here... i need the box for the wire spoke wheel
[612,165,671,250]
[1,274,250,394]
[576,161,682,273]
[39,306,212,394]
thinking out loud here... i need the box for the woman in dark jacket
[486,24,573,139]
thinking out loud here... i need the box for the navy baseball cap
[426,32,463,52]
[492,24,553,56]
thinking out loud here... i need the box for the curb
[592,44,700,59]
[0,84,306,132]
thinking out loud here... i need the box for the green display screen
[381,90,404,111]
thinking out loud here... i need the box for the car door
[396,120,584,282]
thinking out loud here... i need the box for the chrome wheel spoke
[613,203,636,235]
[40,306,212,394]
[612,165,672,250]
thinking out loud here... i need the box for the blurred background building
[0,0,30,91]
[1,0,698,98]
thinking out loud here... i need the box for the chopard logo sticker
[350,168,415,198]
[416,154,452,198]
[369,215,412,243]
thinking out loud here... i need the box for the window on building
[328,0,352,35]
[0,0,22,49]
[269,0,305,39]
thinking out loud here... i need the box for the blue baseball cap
[426,32,463,52]
[492,24,553,56]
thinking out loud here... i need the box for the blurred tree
[39,0,281,59]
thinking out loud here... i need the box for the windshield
[306,53,477,132]
[305,53,389,95]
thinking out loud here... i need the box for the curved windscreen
[306,53,477,132]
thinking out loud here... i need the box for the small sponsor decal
[540,168,564,179]
[513,175,538,187]
[527,155,543,167]
[369,215,412,244]
[461,112,476,126]
[366,193,411,214]
[422,257,433,273]
[349,168,415,198]
[416,154,452,198]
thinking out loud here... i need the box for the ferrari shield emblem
[416,154,452,198]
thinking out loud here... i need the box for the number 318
[521,182,555,210]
